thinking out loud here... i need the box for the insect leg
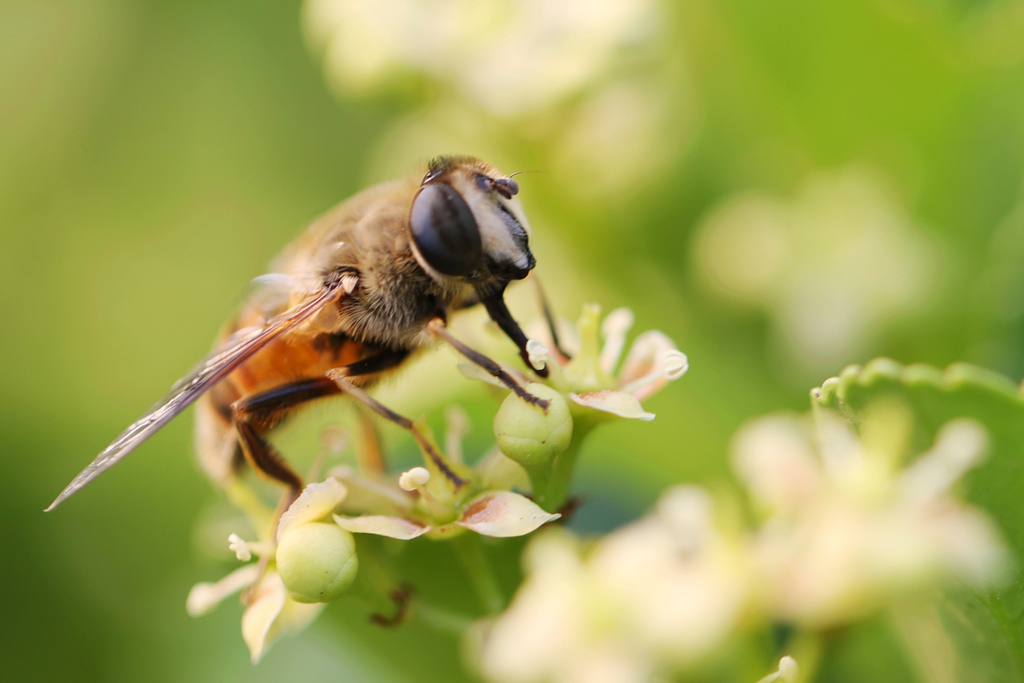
[533,277,572,361]
[327,367,466,489]
[480,291,550,379]
[335,350,417,475]
[231,350,414,491]
[426,319,550,411]
[232,377,343,493]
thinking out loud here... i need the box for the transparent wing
[46,282,342,511]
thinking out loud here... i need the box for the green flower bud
[276,522,358,604]
[494,383,573,470]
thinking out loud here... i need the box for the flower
[562,305,687,421]
[188,479,352,662]
[477,303,687,423]
[186,545,327,663]
[303,0,692,202]
[474,407,1008,681]
[189,432,563,662]
[460,303,687,512]
[733,411,1008,628]
[333,465,561,540]
[477,487,750,683]
[303,0,659,116]
[186,300,683,662]
[692,167,937,371]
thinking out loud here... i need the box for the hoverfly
[48,156,549,510]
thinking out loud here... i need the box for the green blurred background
[4,0,1024,680]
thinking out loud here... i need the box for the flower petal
[599,308,634,375]
[731,416,822,509]
[241,571,324,664]
[186,564,261,617]
[333,513,430,540]
[570,390,656,421]
[279,478,347,537]
[618,330,686,400]
[241,572,287,663]
[899,419,988,504]
[457,491,561,537]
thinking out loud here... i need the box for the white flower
[188,479,350,662]
[693,167,937,370]
[303,0,659,116]
[334,485,561,540]
[734,413,1007,628]
[325,419,562,541]
[516,304,688,422]
[477,408,1008,682]
[477,487,748,683]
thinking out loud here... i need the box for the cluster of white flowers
[476,410,1006,683]
[477,487,748,683]
[736,412,1005,628]
[303,0,658,116]
[693,167,937,371]
[303,0,691,201]
[186,305,688,663]
[187,472,561,661]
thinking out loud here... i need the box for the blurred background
[4,0,1024,680]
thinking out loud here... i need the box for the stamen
[754,656,799,683]
[779,656,799,682]
[661,350,689,380]
[227,533,274,562]
[618,350,689,397]
[321,426,348,456]
[399,467,432,492]
[397,466,449,518]
[599,308,634,374]
[526,338,549,372]
[310,426,347,482]
[228,533,252,562]
[445,406,471,465]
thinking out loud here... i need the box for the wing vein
[46,283,341,511]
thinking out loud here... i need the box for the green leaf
[813,358,1024,682]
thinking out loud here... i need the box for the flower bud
[276,522,358,604]
[494,383,573,470]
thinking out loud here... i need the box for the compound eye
[410,183,482,277]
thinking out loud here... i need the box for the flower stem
[347,570,400,617]
[537,423,593,513]
[453,533,505,614]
